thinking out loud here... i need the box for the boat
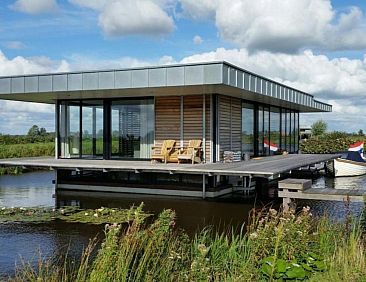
[334,151,366,177]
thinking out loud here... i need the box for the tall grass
[0,142,55,159]
[9,206,366,281]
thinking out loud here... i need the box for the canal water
[0,171,365,278]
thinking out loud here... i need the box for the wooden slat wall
[218,95,242,159]
[231,99,242,151]
[183,95,203,146]
[155,96,181,147]
[155,95,211,162]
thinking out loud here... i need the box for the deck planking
[0,154,340,178]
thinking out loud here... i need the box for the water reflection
[0,171,55,207]
[0,171,365,279]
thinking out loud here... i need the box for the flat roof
[0,61,331,113]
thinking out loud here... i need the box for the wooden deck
[279,178,366,203]
[0,154,340,178]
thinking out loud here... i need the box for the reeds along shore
[9,206,366,282]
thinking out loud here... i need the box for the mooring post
[202,174,206,199]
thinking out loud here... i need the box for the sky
[0,0,366,134]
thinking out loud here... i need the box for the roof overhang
[0,61,331,113]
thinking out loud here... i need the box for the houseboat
[0,61,332,197]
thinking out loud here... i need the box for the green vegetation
[8,206,366,281]
[311,120,327,137]
[0,204,149,224]
[0,125,55,174]
[300,131,365,154]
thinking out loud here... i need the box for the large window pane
[242,103,254,155]
[286,110,291,152]
[59,101,80,158]
[291,111,296,153]
[263,107,270,156]
[111,99,154,159]
[257,106,264,155]
[82,101,103,158]
[281,109,286,151]
[270,107,280,155]
[294,111,299,152]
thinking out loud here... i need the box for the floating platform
[0,154,340,178]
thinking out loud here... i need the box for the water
[0,171,365,278]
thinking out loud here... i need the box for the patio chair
[177,140,202,164]
[151,140,176,163]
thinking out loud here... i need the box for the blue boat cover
[346,151,366,162]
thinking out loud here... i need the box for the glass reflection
[242,103,254,155]
[269,107,280,155]
[111,99,154,159]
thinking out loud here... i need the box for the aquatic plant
[0,203,150,224]
[8,206,366,281]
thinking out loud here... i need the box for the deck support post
[202,174,206,199]
[282,197,291,212]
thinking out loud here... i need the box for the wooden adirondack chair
[151,140,176,163]
[177,140,202,164]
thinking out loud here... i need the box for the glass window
[282,110,286,151]
[294,111,299,152]
[59,101,80,158]
[257,106,264,155]
[81,101,104,158]
[263,107,270,155]
[111,99,154,159]
[269,107,280,155]
[242,103,254,155]
[286,110,291,152]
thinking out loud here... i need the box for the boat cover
[346,151,366,162]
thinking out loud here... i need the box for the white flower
[249,232,258,239]
[85,213,89,216]
[1,207,6,210]
[94,213,98,217]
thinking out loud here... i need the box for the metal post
[202,94,206,162]
[180,96,184,147]
[55,102,59,159]
[202,174,206,199]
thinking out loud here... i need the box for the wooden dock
[0,154,340,178]
[279,178,366,208]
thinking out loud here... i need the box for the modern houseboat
[0,61,332,197]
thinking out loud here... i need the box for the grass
[0,142,55,175]
[7,205,366,281]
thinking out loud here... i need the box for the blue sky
[0,0,366,134]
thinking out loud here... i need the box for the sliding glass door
[59,100,104,159]
[111,99,154,159]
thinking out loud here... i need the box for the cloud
[0,50,69,134]
[180,0,366,53]
[180,47,366,132]
[4,41,26,50]
[68,0,107,10]
[179,0,217,20]
[98,0,175,37]
[10,0,59,15]
[193,35,203,45]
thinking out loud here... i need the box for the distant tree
[27,125,40,137]
[311,120,327,137]
[358,129,364,136]
[39,127,47,136]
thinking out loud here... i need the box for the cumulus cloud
[98,0,174,37]
[193,35,203,45]
[0,50,70,134]
[68,0,107,10]
[180,0,366,53]
[180,47,366,132]
[10,0,59,15]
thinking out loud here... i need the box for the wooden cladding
[155,95,211,162]
[218,95,242,159]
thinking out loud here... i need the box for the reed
[9,206,366,281]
